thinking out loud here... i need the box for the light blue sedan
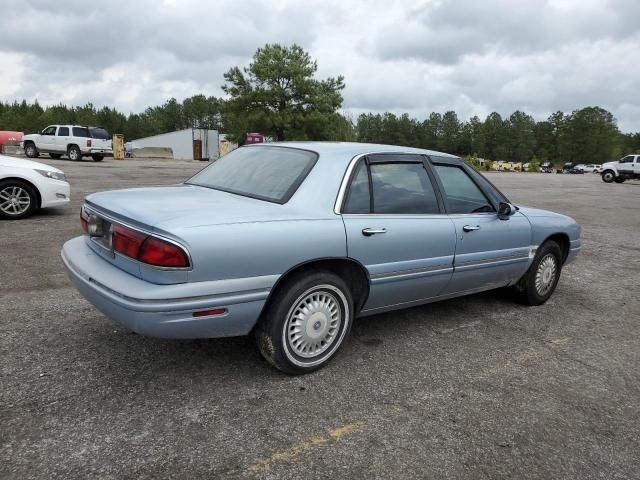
[62,143,581,374]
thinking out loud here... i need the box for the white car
[0,155,70,219]
[21,125,112,162]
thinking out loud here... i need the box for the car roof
[245,141,460,160]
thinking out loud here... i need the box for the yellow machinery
[112,134,125,160]
[491,161,523,172]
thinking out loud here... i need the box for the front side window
[434,165,494,214]
[186,146,317,204]
[620,156,634,163]
[42,126,56,136]
[57,127,69,136]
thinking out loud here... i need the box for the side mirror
[498,202,515,220]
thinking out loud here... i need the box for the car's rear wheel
[50,153,62,159]
[24,143,38,158]
[614,177,625,183]
[255,270,353,375]
[0,180,38,220]
[91,154,104,162]
[68,145,81,161]
[511,240,562,306]
[602,170,615,183]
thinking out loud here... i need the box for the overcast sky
[1,0,638,131]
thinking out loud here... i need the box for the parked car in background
[62,142,582,374]
[0,154,70,219]
[539,162,554,173]
[593,164,604,173]
[581,164,598,173]
[601,154,640,183]
[21,125,112,162]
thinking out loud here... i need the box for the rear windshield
[186,146,317,204]
[89,127,110,139]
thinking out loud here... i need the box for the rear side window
[343,161,370,214]
[57,127,69,136]
[434,165,494,214]
[89,127,110,139]
[187,146,317,204]
[72,127,90,137]
[370,163,439,214]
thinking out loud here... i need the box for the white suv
[21,125,113,162]
[601,155,640,183]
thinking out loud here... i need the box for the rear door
[340,154,456,313]
[430,158,532,295]
[54,126,70,152]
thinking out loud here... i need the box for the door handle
[462,225,481,232]
[362,227,387,236]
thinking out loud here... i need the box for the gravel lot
[1,156,639,479]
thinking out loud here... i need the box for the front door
[341,154,456,313]
[39,126,57,151]
[430,161,531,295]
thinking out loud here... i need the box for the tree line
[1,44,638,164]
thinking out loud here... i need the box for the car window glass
[186,146,317,204]
[343,160,370,214]
[89,128,110,139]
[620,156,633,163]
[57,127,69,136]
[42,127,56,136]
[434,165,494,214]
[72,127,90,137]
[369,162,439,214]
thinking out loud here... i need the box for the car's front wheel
[0,180,38,220]
[24,143,38,158]
[512,240,562,306]
[255,270,353,375]
[602,170,615,183]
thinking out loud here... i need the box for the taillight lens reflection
[112,225,146,259]
[139,236,189,268]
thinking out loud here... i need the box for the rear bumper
[85,148,113,156]
[61,237,270,338]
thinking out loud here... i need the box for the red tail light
[139,236,189,268]
[112,225,147,259]
[111,224,189,268]
[87,139,92,147]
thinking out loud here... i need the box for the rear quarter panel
[175,218,348,284]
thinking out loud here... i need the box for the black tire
[67,145,82,161]
[602,170,615,183]
[50,153,62,159]
[614,177,625,183]
[511,241,563,306]
[91,155,104,162]
[24,142,38,158]
[254,269,354,375]
[0,179,38,220]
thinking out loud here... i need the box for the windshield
[186,146,318,204]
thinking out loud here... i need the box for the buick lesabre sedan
[62,143,581,374]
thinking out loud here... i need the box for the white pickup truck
[601,154,640,183]
[21,125,112,162]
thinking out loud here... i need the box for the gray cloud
[0,0,638,131]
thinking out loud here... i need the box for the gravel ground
[1,156,639,479]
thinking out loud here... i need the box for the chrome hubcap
[535,254,557,296]
[285,287,342,358]
[0,186,31,215]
